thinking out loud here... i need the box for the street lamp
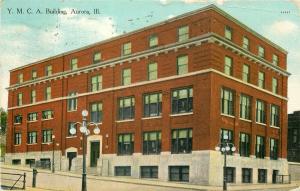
[215,135,236,191]
[69,109,100,191]
[51,135,59,173]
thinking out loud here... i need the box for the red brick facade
[6,5,288,164]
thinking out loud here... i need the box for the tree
[0,108,7,133]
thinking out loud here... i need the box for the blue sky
[0,0,299,113]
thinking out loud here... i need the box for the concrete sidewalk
[1,164,299,191]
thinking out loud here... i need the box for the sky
[0,0,299,113]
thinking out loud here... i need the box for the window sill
[171,152,192,155]
[170,112,193,117]
[67,110,77,113]
[14,144,21,146]
[27,143,37,145]
[27,120,38,123]
[256,122,267,126]
[116,119,134,123]
[142,116,162,120]
[14,123,22,125]
[270,125,280,129]
[221,114,235,118]
[239,118,252,123]
[66,136,77,139]
[41,142,53,145]
[41,118,53,121]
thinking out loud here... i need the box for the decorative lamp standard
[215,134,236,191]
[69,110,100,191]
[51,135,59,173]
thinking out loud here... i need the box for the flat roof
[10,4,288,72]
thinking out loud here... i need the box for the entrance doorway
[67,152,77,171]
[90,141,100,167]
[272,170,279,184]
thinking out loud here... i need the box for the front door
[272,170,279,184]
[67,152,77,171]
[90,141,100,167]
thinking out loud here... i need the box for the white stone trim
[256,122,267,126]
[7,68,288,111]
[239,118,252,123]
[169,112,193,117]
[141,116,162,120]
[220,113,235,118]
[115,119,135,123]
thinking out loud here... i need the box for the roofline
[10,4,288,72]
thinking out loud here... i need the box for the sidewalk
[1,164,300,191]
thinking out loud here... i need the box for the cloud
[268,20,299,36]
[290,0,300,13]
[159,0,172,5]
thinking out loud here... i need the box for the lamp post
[69,110,100,191]
[51,135,60,173]
[215,135,236,191]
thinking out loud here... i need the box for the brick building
[5,5,290,185]
[288,111,300,162]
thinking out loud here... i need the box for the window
[17,93,23,106]
[240,94,251,120]
[258,72,265,89]
[46,65,52,76]
[239,133,250,157]
[270,104,280,127]
[177,55,188,75]
[32,70,37,80]
[293,129,298,144]
[225,25,232,40]
[256,135,265,158]
[25,159,35,166]
[220,129,234,154]
[224,56,233,76]
[143,92,162,117]
[256,100,266,124]
[14,115,22,124]
[42,129,53,143]
[91,75,102,92]
[15,133,21,145]
[28,112,38,122]
[70,58,78,70]
[67,122,76,136]
[242,168,252,183]
[148,62,157,80]
[31,90,36,104]
[122,68,131,86]
[118,97,135,120]
[122,42,131,56]
[272,78,278,94]
[149,35,158,48]
[141,166,158,178]
[270,138,278,160]
[272,54,278,66]
[67,92,77,111]
[169,166,189,182]
[171,87,193,114]
[27,132,37,144]
[45,86,51,100]
[171,129,192,154]
[12,159,21,165]
[93,52,101,63]
[242,64,250,83]
[90,102,102,123]
[118,134,134,155]
[243,36,249,50]
[18,73,23,83]
[143,131,161,155]
[221,88,234,116]
[42,110,53,120]
[225,167,235,183]
[258,46,265,58]
[258,169,267,183]
[178,26,189,42]
[115,166,131,176]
